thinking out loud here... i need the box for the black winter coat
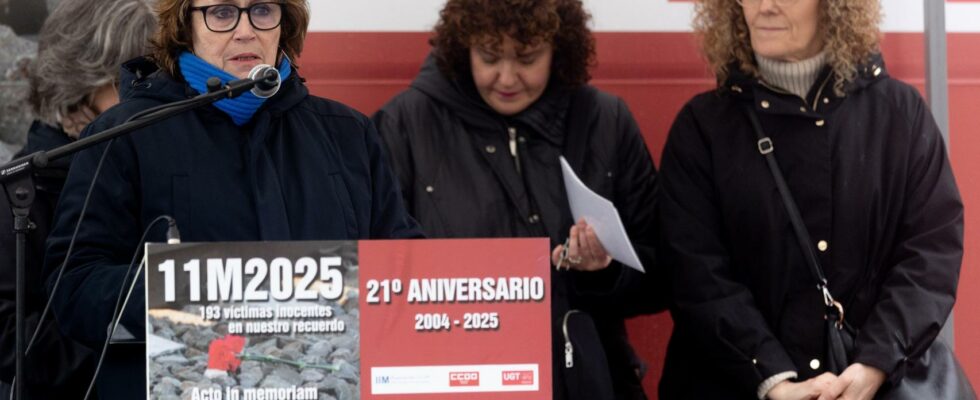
[658,56,963,399]
[0,122,95,397]
[374,54,666,400]
[44,57,422,398]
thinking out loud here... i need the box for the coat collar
[410,51,572,147]
[723,53,889,116]
[21,121,73,156]
[119,56,308,118]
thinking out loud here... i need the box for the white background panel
[308,0,980,33]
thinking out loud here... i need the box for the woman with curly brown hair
[659,0,969,399]
[373,0,664,399]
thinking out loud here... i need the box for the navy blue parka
[44,57,421,397]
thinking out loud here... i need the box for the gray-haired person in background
[0,0,156,397]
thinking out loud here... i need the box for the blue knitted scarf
[178,51,292,125]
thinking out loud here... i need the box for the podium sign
[360,239,552,399]
[144,239,551,400]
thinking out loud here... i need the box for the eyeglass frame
[735,0,801,7]
[188,2,286,33]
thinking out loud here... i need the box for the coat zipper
[562,309,581,368]
[508,126,522,176]
[810,73,833,112]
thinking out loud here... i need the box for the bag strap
[740,103,840,309]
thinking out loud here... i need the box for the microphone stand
[0,70,277,400]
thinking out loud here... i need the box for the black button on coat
[658,55,963,399]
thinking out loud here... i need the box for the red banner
[360,238,552,399]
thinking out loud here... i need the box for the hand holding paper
[550,220,614,271]
[559,156,645,272]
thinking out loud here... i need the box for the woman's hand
[550,219,613,271]
[817,363,885,400]
[768,373,837,400]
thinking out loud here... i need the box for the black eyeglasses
[189,2,284,33]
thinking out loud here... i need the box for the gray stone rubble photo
[149,298,360,400]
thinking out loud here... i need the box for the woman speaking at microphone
[44,0,421,397]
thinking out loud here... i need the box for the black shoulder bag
[742,103,975,399]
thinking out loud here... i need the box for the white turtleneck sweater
[756,52,828,100]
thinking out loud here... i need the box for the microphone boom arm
[0,70,272,400]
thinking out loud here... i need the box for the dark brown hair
[150,0,310,77]
[431,0,596,87]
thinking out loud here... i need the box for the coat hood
[409,51,572,146]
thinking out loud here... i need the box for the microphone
[165,216,181,244]
[247,64,281,98]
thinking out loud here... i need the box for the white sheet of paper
[560,156,645,272]
[147,333,185,358]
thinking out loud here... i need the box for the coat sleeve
[43,125,147,349]
[569,97,667,318]
[850,90,963,384]
[660,103,797,392]
[362,114,424,239]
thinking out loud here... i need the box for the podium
[144,238,551,399]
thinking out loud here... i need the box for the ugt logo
[502,370,535,386]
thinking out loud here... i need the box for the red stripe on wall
[297,31,980,397]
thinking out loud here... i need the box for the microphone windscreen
[248,64,280,98]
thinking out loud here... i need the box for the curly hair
[150,0,310,78]
[430,0,595,87]
[694,0,881,96]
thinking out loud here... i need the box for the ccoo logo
[449,371,480,386]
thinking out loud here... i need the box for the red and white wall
[295,1,980,396]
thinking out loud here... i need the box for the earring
[282,48,295,64]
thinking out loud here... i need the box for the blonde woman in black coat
[659,0,964,399]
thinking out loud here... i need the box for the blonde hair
[694,0,882,96]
